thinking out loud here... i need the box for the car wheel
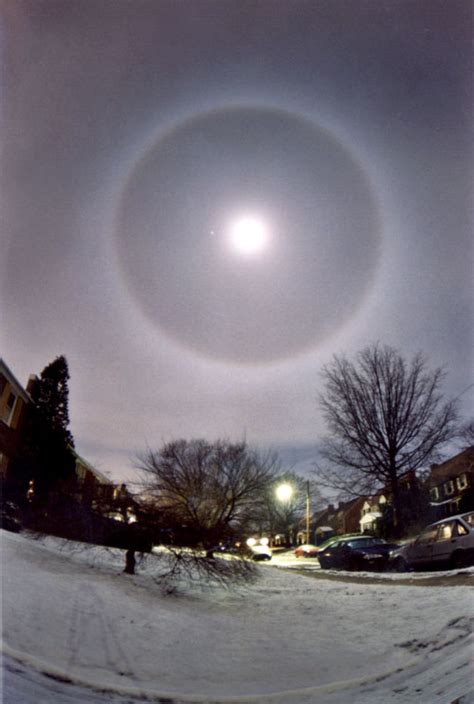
[393,556,408,573]
[450,551,468,570]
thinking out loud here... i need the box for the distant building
[428,447,474,517]
[310,496,366,543]
[359,494,387,533]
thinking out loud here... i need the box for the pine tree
[32,355,74,447]
[29,356,76,498]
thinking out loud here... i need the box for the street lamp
[304,480,311,545]
[275,482,293,502]
[275,480,312,545]
[275,482,294,546]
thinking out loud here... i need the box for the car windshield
[317,537,339,550]
[318,534,360,550]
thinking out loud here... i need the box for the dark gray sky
[2,1,472,482]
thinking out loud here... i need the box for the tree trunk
[124,549,136,574]
[389,471,402,538]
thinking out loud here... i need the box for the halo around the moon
[115,105,381,364]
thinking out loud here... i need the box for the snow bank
[2,530,473,703]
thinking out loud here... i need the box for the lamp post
[305,480,311,545]
[275,482,294,546]
[276,480,312,546]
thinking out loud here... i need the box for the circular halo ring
[113,104,383,365]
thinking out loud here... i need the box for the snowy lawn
[2,530,473,704]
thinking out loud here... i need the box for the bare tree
[457,419,474,449]
[254,473,322,546]
[317,345,458,533]
[137,439,279,554]
[150,545,258,594]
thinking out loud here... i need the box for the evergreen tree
[29,356,76,498]
[33,356,74,447]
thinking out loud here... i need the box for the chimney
[26,374,39,396]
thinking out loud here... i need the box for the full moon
[228,216,268,255]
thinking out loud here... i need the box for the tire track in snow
[66,582,136,679]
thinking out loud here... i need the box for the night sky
[2,1,472,482]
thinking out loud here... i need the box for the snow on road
[2,530,473,703]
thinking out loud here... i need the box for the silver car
[389,511,474,571]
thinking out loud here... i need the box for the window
[457,474,468,491]
[462,512,474,527]
[444,480,455,496]
[430,487,440,501]
[418,526,438,544]
[1,392,16,425]
[436,523,453,541]
[454,522,468,537]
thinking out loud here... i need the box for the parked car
[316,533,362,552]
[294,544,319,557]
[250,544,272,561]
[318,535,398,571]
[0,501,22,533]
[389,512,474,572]
[294,535,362,557]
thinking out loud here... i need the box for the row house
[359,493,388,533]
[296,451,473,544]
[308,496,366,544]
[0,358,125,515]
[0,359,34,483]
[428,447,474,518]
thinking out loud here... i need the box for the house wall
[429,448,474,517]
[0,361,31,481]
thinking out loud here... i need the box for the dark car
[294,534,362,558]
[389,512,474,572]
[0,501,22,533]
[318,536,398,571]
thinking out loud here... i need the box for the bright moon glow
[229,216,268,254]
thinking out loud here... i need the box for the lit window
[457,474,468,491]
[1,393,16,425]
[455,522,468,536]
[437,523,452,541]
[430,487,440,501]
[444,480,455,496]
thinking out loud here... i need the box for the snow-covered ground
[2,530,473,704]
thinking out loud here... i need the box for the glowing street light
[276,480,312,545]
[275,482,294,503]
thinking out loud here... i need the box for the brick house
[428,447,474,518]
[0,358,123,512]
[0,359,34,485]
[309,496,366,544]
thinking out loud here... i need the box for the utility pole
[306,480,311,544]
